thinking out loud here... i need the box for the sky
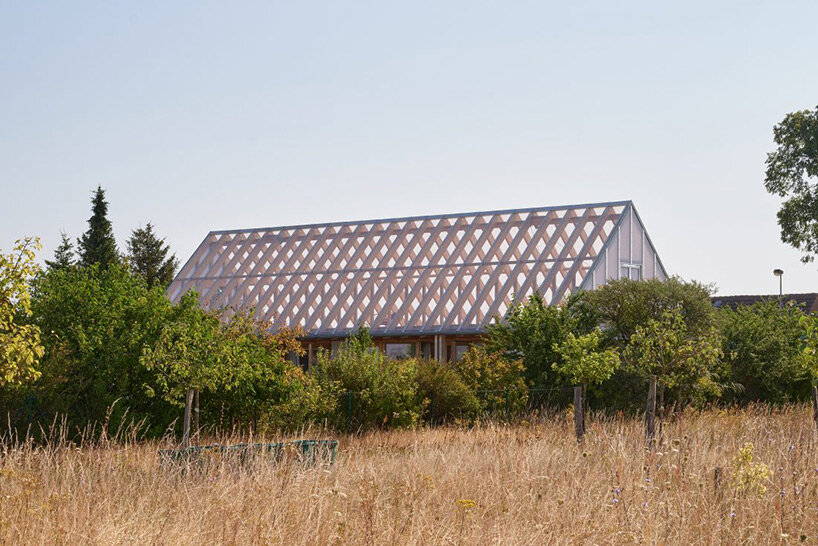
[2,1,817,296]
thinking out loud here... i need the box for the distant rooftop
[711,293,818,313]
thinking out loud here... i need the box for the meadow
[1,406,817,545]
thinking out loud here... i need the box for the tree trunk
[182,388,194,448]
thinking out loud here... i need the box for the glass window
[420,342,433,360]
[620,263,642,281]
[455,344,470,362]
[385,343,415,359]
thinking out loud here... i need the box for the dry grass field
[1,407,817,545]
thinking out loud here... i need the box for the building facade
[168,200,667,365]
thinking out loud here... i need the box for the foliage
[455,345,527,415]
[0,238,44,388]
[77,186,120,269]
[195,320,334,433]
[718,301,810,403]
[29,262,176,431]
[126,223,179,289]
[415,359,481,424]
[585,277,716,345]
[313,328,421,430]
[732,443,772,497]
[626,307,723,408]
[44,232,76,272]
[798,313,818,384]
[764,106,818,262]
[552,329,620,387]
[483,292,573,389]
[140,293,231,405]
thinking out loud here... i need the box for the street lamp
[773,269,784,308]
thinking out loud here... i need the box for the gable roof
[168,200,667,338]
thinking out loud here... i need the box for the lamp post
[773,269,784,308]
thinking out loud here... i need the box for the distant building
[169,201,668,365]
[711,293,818,314]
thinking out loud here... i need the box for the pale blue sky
[2,1,817,295]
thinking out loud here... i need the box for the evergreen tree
[45,232,76,271]
[77,186,119,269]
[126,223,178,289]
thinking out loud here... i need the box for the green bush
[483,293,573,389]
[455,345,528,417]
[28,263,177,434]
[313,328,421,431]
[718,301,811,403]
[415,359,481,424]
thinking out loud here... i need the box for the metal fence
[335,385,578,434]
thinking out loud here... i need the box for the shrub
[28,263,177,434]
[455,345,527,416]
[483,293,573,389]
[718,301,811,403]
[415,359,480,424]
[313,328,421,431]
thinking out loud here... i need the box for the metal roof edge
[206,200,634,236]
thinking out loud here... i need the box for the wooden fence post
[573,386,584,443]
[713,466,723,499]
[182,388,194,448]
[646,375,657,448]
[193,389,200,441]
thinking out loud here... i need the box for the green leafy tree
[140,294,228,406]
[484,292,574,389]
[764,106,818,262]
[30,262,176,431]
[718,301,810,403]
[126,223,178,289]
[45,233,76,271]
[552,329,620,389]
[626,307,723,410]
[0,238,44,387]
[585,277,717,345]
[77,186,119,269]
[798,314,818,387]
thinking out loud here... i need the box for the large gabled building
[168,200,667,365]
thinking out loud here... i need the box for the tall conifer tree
[45,232,76,271]
[126,223,178,289]
[77,187,119,269]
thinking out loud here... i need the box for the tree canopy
[77,186,119,269]
[764,106,818,262]
[0,238,44,388]
[126,223,178,289]
[45,232,76,272]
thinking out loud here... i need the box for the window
[385,343,415,359]
[420,342,433,360]
[455,344,470,362]
[620,263,642,281]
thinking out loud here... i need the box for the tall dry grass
[1,406,817,545]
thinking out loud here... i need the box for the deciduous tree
[0,238,44,387]
[764,106,818,262]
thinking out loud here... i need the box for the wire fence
[335,385,578,434]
